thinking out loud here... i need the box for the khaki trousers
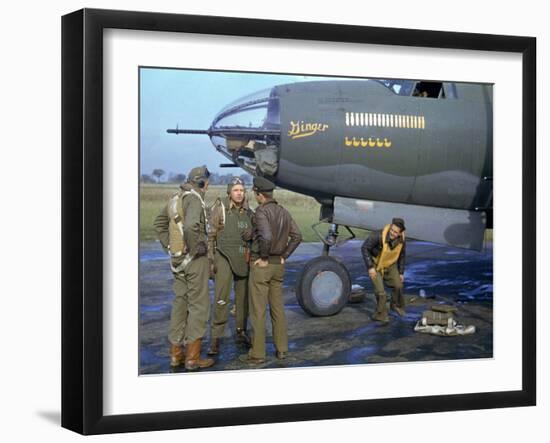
[210,252,249,338]
[168,255,210,345]
[369,262,405,312]
[248,262,288,359]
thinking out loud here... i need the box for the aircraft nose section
[209,87,281,177]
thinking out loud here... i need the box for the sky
[139,68,341,178]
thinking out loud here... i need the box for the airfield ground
[139,239,493,374]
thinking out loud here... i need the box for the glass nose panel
[212,88,271,130]
[209,87,281,177]
[213,105,268,130]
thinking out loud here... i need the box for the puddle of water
[347,345,378,363]
[140,304,169,313]
[346,323,378,339]
[140,250,167,262]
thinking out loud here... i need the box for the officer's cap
[188,165,210,184]
[391,217,406,231]
[253,176,275,193]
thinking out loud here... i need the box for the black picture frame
[61,8,536,435]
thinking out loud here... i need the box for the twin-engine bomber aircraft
[167,78,493,316]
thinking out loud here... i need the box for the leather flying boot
[185,339,215,371]
[372,292,389,323]
[235,328,251,347]
[207,337,220,356]
[391,288,406,316]
[170,344,185,367]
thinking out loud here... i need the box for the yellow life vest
[375,224,405,273]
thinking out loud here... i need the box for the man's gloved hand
[241,228,253,241]
[194,241,208,258]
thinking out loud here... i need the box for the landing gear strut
[296,220,356,317]
[322,224,338,256]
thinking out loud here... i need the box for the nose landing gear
[296,221,355,317]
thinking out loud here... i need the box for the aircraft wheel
[296,256,351,317]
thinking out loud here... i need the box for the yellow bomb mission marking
[345,137,392,148]
[288,121,329,139]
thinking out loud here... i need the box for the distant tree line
[140,169,252,186]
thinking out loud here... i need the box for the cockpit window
[376,79,416,96]
[412,81,444,98]
[376,79,450,99]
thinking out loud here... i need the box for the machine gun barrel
[167,128,279,136]
[166,128,209,134]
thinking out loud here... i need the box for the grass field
[140,184,369,243]
[140,184,492,244]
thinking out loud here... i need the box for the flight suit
[208,197,253,343]
[154,182,211,365]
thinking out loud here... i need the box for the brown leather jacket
[252,200,302,260]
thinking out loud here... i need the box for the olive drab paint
[168,78,492,251]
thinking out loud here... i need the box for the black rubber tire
[296,256,351,317]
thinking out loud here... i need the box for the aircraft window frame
[212,97,270,128]
[442,82,458,99]
[220,87,272,111]
[265,92,281,129]
[375,79,416,96]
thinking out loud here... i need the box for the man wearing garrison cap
[240,177,302,364]
[361,217,407,323]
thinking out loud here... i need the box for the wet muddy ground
[139,240,493,374]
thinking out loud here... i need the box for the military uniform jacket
[251,200,302,261]
[208,196,253,277]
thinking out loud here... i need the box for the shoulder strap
[182,188,207,235]
[210,197,226,229]
[186,188,206,209]
[168,191,184,225]
[219,198,226,227]
[167,188,204,235]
